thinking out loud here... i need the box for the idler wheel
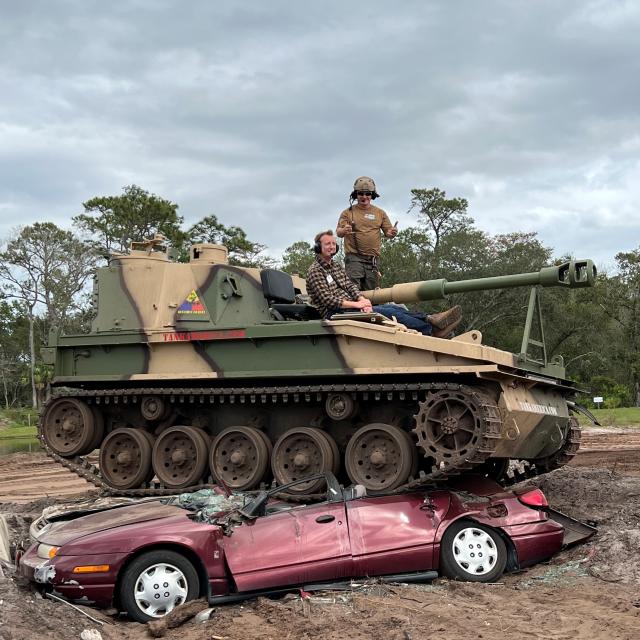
[152,426,209,490]
[413,387,497,471]
[345,423,416,492]
[210,426,272,490]
[271,427,337,494]
[99,428,154,489]
[41,398,97,457]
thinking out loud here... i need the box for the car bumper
[19,545,127,606]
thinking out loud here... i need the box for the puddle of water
[0,437,42,456]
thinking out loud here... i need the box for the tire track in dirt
[0,453,95,503]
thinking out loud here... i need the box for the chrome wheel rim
[134,562,189,618]
[451,527,498,576]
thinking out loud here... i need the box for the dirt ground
[1,427,639,640]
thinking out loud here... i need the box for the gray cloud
[1,0,638,270]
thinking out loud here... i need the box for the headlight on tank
[36,544,59,560]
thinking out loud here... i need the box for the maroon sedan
[19,474,567,623]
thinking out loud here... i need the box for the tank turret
[39,239,596,497]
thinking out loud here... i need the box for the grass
[0,408,38,439]
[575,406,640,427]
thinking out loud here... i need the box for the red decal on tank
[163,329,246,342]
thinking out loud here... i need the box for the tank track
[40,382,561,499]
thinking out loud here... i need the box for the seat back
[260,269,296,304]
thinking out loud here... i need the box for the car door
[346,492,450,577]
[223,500,351,592]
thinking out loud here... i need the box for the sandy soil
[1,427,639,640]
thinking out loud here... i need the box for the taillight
[517,488,548,508]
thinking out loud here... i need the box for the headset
[314,233,338,255]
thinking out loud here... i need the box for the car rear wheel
[440,520,507,582]
[120,550,199,623]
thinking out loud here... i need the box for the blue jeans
[326,304,433,335]
[372,304,433,336]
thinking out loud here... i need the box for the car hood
[36,502,186,546]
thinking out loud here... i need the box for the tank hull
[42,319,580,494]
[39,239,588,495]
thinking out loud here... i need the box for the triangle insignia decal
[177,290,208,317]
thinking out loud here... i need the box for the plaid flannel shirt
[306,256,361,319]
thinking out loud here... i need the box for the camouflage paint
[48,240,594,464]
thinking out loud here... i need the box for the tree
[0,300,31,408]
[604,248,640,404]
[379,228,431,286]
[74,184,185,256]
[407,188,471,254]
[187,215,272,268]
[281,241,314,276]
[0,223,98,407]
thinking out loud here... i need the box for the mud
[0,427,639,640]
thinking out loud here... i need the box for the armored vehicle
[40,235,596,496]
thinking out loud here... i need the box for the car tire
[440,520,507,582]
[120,550,200,623]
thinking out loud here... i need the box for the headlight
[36,544,59,560]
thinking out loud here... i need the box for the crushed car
[18,473,591,623]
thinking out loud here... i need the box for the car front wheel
[120,550,200,623]
[440,520,507,582]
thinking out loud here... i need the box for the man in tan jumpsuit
[336,176,397,290]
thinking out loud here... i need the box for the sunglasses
[356,190,373,197]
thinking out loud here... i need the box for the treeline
[1,185,638,409]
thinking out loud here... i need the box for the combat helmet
[351,176,380,200]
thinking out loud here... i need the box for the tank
[39,234,597,496]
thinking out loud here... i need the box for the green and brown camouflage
[39,235,596,496]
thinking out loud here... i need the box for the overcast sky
[1,0,638,271]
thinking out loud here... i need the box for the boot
[427,305,462,329]
[432,317,462,338]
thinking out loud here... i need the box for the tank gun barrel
[362,259,596,305]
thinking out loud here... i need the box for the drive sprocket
[413,384,502,474]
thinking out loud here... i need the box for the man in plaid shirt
[306,229,374,319]
[306,230,462,337]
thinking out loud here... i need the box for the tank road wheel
[414,387,500,473]
[138,430,157,483]
[86,407,105,453]
[271,427,337,494]
[321,430,341,476]
[41,398,97,457]
[345,423,416,493]
[152,426,209,490]
[99,428,154,490]
[210,426,272,490]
